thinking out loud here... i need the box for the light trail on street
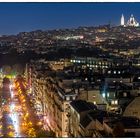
[9,81,22,137]
[0,76,53,138]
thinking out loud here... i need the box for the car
[18,112,23,116]
[13,98,18,102]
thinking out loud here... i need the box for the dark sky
[0,2,140,35]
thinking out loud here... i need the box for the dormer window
[108,71,111,74]
[123,92,127,97]
[114,71,116,74]
[66,96,70,101]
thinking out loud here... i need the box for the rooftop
[70,100,97,113]
[105,116,140,129]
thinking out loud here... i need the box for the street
[0,76,51,138]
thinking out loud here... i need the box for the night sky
[0,2,140,35]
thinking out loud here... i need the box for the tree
[2,65,12,75]
[12,64,23,75]
[36,130,56,138]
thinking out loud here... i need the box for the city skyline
[0,3,140,35]
[1,2,140,138]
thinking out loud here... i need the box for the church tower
[121,14,125,26]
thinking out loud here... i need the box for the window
[111,100,118,105]
[85,78,88,81]
[115,100,118,105]
[75,89,78,94]
[66,96,70,101]
[102,93,105,98]
[107,92,109,97]
[93,95,96,98]
[111,100,115,105]
[123,92,127,97]
[93,101,96,105]
[72,96,76,100]
[108,71,111,74]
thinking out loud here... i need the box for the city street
[0,76,47,138]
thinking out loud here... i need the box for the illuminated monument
[121,14,139,27]
[121,14,125,26]
[127,14,139,27]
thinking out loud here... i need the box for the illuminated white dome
[127,14,139,27]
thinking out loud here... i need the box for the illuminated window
[114,71,116,74]
[93,101,96,105]
[85,78,88,81]
[118,71,121,74]
[111,100,118,105]
[102,93,105,98]
[123,92,127,97]
[75,89,78,94]
[107,93,109,97]
[108,71,111,74]
[66,96,70,101]
[93,95,96,98]
[72,96,76,100]
[111,100,115,105]
[115,100,118,105]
